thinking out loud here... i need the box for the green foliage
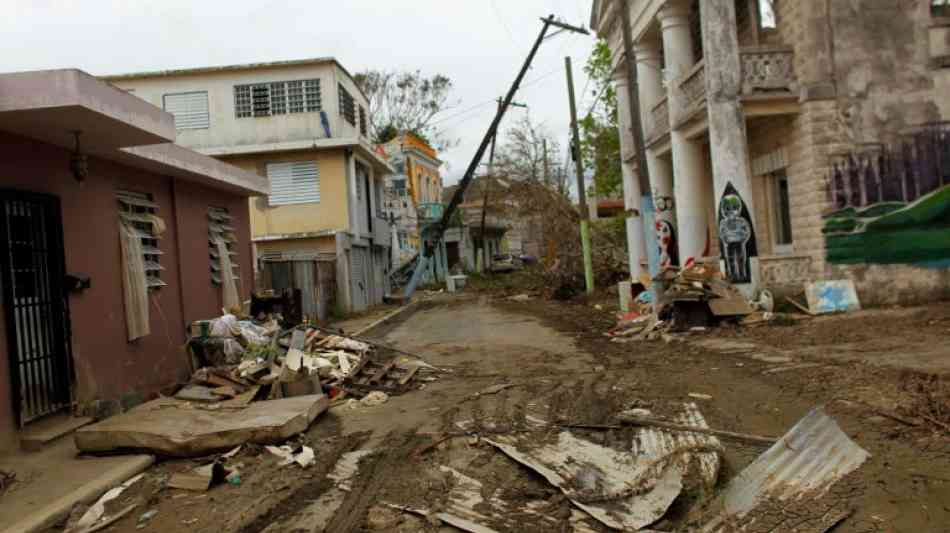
[579,39,622,199]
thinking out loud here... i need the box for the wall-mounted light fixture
[69,130,88,183]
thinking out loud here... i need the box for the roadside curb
[351,301,418,337]
[3,454,155,533]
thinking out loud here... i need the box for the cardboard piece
[75,395,328,457]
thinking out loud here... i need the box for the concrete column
[635,41,677,268]
[660,0,709,265]
[701,0,760,290]
[613,72,646,280]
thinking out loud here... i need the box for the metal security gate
[350,247,369,312]
[0,190,73,425]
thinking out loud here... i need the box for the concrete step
[21,415,94,452]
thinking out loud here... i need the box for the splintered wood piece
[369,361,396,385]
[398,365,420,386]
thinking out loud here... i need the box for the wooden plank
[398,365,420,386]
[708,295,753,316]
[369,361,396,385]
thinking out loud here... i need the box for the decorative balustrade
[739,46,797,95]
[649,97,670,141]
[678,60,706,113]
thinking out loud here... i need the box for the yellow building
[104,58,393,315]
[380,132,443,259]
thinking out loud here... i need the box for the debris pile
[609,262,765,342]
[76,309,426,457]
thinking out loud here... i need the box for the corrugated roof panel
[700,406,870,532]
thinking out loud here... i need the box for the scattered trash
[136,509,158,529]
[266,445,315,468]
[72,473,144,532]
[472,383,515,398]
[508,293,533,302]
[168,463,229,491]
[615,410,776,446]
[688,392,713,401]
[359,391,390,407]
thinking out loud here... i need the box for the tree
[353,69,458,150]
[578,39,622,199]
[494,115,570,198]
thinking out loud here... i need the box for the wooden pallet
[345,358,419,394]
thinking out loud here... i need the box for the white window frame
[234,79,322,119]
[163,91,210,131]
[266,160,321,206]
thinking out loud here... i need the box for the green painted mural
[824,124,950,267]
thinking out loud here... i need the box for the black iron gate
[0,190,73,425]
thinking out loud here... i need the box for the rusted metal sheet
[486,403,721,531]
[698,406,870,532]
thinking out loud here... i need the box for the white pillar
[661,0,709,265]
[613,73,646,280]
[701,0,759,290]
[634,42,677,268]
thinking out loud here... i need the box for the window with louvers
[234,79,322,118]
[266,160,320,205]
[339,84,356,126]
[208,207,240,285]
[116,191,164,288]
[163,91,210,130]
[359,105,368,136]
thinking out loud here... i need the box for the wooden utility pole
[565,56,594,294]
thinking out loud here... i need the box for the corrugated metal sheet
[267,160,320,205]
[432,466,600,533]
[163,91,209,130]
[700,406,870,532]
[486,403,722,531]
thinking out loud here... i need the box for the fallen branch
[611,413,778,446]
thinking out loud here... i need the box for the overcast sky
[3,0,596,186]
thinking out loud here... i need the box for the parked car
[490,253,523,273]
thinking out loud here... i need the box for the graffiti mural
[717,182,757,283]
[823,123,950,266]
[655,218,678,267]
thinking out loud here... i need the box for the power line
[490,0,517,46]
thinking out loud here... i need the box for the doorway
[0,190,73,425]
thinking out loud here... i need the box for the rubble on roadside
[608,262,778,342]
[76,307,430,457]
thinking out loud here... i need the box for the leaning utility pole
[565,56,594,295]
[620,0,650,192]
[400,15,588,300]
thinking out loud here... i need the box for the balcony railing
[649,97,670,141]
[739,46,796,95]
[678,60,707,115]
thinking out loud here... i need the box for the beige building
[592,0,950,304]
[104,58,394,315]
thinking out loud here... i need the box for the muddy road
[87,294,949,532]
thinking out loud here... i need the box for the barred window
[234,79,322,118]
[116,190,164,289]
[208,207,240,285]
[339,84,356,126]
[358,105,368,136]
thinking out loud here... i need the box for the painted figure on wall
[655,218,678,268]
[717,182,757,283]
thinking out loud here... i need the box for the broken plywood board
[75,395,328,457]
[486,403,721,531]
[805,280,861,314]
[696,406,869,532]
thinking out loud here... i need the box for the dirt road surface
[61,293,949,532]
